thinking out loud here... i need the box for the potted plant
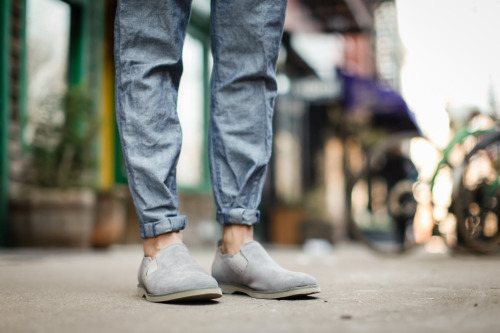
[9,85,98,247]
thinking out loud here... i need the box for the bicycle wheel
[453,130,500,254]
[346,133,419,254]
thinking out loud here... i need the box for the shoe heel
[219,284,238,295]
[137,285,147,298]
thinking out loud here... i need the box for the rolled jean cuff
[140,215,187,238]
[216,208,260,225]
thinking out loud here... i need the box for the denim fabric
[115,0,287,238]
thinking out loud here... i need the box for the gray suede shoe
[212,241,320,299]
[137,243,222,302]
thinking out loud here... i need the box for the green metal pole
[68,3,85,87]
[19,0,28,152]
[1,0,12,247]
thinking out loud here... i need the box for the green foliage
[30,86,97,188]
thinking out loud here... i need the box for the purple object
[339,69,420,133]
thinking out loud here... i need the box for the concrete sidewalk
[1,243,499,333]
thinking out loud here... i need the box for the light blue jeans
[114,0,287,238]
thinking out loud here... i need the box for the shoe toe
[279,271,318,290]
[183,271,219,290]
[296,272,318,287]
[145,270,219,295]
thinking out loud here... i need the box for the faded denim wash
[114,0,287,238]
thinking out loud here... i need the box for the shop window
[25,0,70,146]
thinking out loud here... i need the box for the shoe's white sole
[137,285,222,302]
[219,283,321,299]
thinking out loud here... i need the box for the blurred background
[2,0,500,253]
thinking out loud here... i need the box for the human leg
[209,0,286,253]
[115,0,221,301]
[209,0,320,298]
[143,231,183,258]
[114,0,190,243]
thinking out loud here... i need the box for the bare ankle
[221,225,253,255]
[143,232,183,259]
